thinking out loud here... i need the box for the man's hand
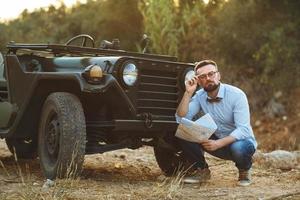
[200,136,236,152]
[200,139,221,151]
[185,76,199,96]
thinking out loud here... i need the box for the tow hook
[141,112,153,129]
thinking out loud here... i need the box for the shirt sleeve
[175,94,201,123]
[229,92,253,140]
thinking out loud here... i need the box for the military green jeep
[0,34,195,179]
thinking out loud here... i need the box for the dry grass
[0,147,78,200]
[1,142,299,200]
[0,155,186,200]
[150,173,184,199]
[0,168,185,200]
[0,145,186,200]
[0,160,79,200]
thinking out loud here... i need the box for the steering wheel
[65,34,95,48]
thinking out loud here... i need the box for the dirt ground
[0,139,299,200]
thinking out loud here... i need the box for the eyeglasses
[197,71,218,80]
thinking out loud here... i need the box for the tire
[154,144,190,177]
[5,138,37,159]
[38,92,86,179]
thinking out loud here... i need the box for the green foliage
[254,24,300,90]
[141,0,216,61]
[141,0,300,108]
[0,0,143,51]
[0,23,8,53]
[0,0,299,109]
[214,0,300,92]
[65,0,143,50]
[140,0,181,56]
[178,1,211,61]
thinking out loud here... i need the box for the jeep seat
[0,53,7,89]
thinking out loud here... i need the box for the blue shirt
[176,83,257,148]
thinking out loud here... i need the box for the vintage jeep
[0,34,195,179]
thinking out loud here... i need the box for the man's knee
[230,140,255,160]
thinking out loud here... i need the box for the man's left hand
[200,139,221,151]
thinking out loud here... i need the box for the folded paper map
[175,113,217,143]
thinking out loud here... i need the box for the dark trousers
[178,134,256,170]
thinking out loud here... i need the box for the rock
[282,116,287,121]
[33,182,39,186]
[254,150,299,170]
[114,163,123,169]
[157,174,166,182]
[119,153,126,160]
[295,151,300,163]
[274,91,283,99]
[263,98,286,118]
[254,120,261,127]
[42,179,55,191]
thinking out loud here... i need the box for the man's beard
[204,82,220,92]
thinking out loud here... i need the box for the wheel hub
[46,116,60,157]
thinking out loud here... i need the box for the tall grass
[149,167,189,200]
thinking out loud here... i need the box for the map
[175,113,217,142]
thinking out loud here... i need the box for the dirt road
[0,139,299,200]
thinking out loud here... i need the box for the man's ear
[218,72,221,81]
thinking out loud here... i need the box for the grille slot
[139,82,177,93]
[137,68,179,117]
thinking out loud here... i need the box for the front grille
[137,68,178,117]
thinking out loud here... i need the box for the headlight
[122,61,138,86]
[184,69,195,86]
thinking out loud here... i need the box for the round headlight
[122,62,138,86]
[184,69,195,85]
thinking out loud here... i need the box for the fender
[0,76,135,138]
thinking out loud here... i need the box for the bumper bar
[86,119,178,132]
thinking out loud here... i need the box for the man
[176,59,257,186]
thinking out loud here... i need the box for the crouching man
[176,60,257,186]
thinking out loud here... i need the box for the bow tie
[207,97,222,103]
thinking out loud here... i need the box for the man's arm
[176,76,199,119]
[229,92,253,140]
[176,91,193,117]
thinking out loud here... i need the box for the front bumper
[86,119,178,132]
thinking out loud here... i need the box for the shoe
[183,168,211,184]
[237,169,251,186]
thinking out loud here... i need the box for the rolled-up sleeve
[175,94,201,123]
[230,93,253,140]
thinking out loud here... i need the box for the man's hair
[194,59,218,72]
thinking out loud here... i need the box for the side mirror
[0,53,4,81]
[141,34,150,53]
[0,52,3,65]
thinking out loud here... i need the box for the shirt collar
[216,83,225,99]
[206,83,225,100]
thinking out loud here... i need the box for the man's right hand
[185,76,199,96]
[177,75,199,117]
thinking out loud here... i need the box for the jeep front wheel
[38,92,86,179]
